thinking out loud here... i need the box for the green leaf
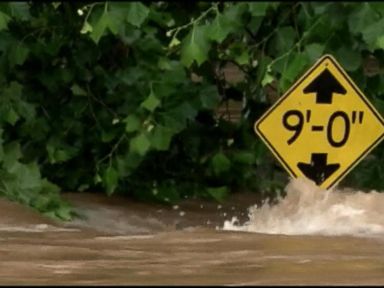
[43,211,57,219]
[222,3,247,30]
[105,8,125,35]
[168,36,181,48]
[272,53,309,92]
[235,49,249,65]
[273,26,296,55]
[248,2,270,17]
[103,166,119,195]
[141,89,161,112]
[115,152,140,178]
[8,162,41,191]
[305,43,325,63]
[372,97,384,116]
[361,18,384,50]
[377,35,384,50]
[88,3,128,42]
[232,151,256,165]
[370,2,384,16]
[4,108,19,125]
[8,2,30,21]
[208,11,233,42]
[130,133,151,156]
[200,85,220,109]
[158,57,172,70]
[206,186,229,203]
[162,114,185,133]
[181,24,211,67]
[46,143,78,164]
[348,3,379,36]
[281,53,309,82]
[261,72,274,87]
[8,42,29,67]
[71,84,87,96]
[80,21,93,34]
[168,102,198,125]
[40,178,61,195]
[90,10,109,44]
[16,100,35,121]
[149,125,174,151]
[0,130,5,162]
[55,206,72,221]
[155,183,180,204]
[0,11,10,31]
[248,15,263,36]
[31,195,51,211]
[335,47,361,72]
[125,2,149,27]
[311,2,330,15]
[211,152,231,175]
[3,142,21,169]
[5,81,23,98]
[101,129,116,143]
[52,2,61,9]
[78,184,89,192]
[125,114,141,133]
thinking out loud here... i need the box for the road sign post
[254,54,384,189]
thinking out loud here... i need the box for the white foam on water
[223,178,384,237]
[0,224,79,233]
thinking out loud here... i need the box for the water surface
[1,178,384,285]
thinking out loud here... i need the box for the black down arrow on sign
[303,68,347,104]
[297,153,340,185]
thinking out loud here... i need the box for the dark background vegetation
[0,2,383,220]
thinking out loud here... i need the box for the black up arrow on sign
[303,68,347,104]
[297,153,340,185]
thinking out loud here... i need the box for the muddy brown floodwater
[1,178,384,285]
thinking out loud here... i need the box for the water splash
[223,178,384,236]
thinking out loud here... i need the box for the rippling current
[0,178,384,285]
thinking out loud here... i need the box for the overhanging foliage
[0,2,383,220]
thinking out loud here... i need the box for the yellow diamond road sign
[254,54,384,189]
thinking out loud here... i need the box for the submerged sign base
[254,55,384,189]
